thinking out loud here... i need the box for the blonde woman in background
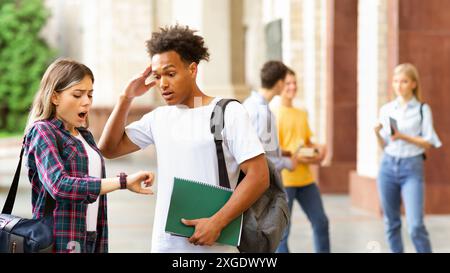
[374,63,442,253]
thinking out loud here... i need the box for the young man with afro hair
[99,25,269,253]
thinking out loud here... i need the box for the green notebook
[165,177,243,246]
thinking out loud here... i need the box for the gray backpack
[210,99,289,253]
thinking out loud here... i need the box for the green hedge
[0,0,55,133]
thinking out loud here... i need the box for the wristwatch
[117,172,127,189]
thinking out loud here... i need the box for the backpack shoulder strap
[420,103,424,123]
[210,99,240,189]
[419,103,425,136]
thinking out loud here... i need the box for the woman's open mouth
[78,112,88,120]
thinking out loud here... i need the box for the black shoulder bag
[0,138,55,253]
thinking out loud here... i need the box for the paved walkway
[1,146,450,253]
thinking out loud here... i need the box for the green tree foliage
[0,0,55,133]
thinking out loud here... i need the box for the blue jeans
[276,183,330,253]
[377,154,432,253]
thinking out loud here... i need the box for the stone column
[351,0,450,214]
[316,0,358,193]
[170,0,249,101]
[398,0,450,214]
[243,0,266,91]
[349,0,389,214]
[81,0,155,138]
[42,0,156,139]
[244,0,291,92]
[82,0,154,107]
[301,0,328,144]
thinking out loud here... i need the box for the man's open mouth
[162,91,175,101]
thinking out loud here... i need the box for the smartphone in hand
[389,117,398,135]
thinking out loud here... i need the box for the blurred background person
[374,63,442,253]
[272,68,329,253]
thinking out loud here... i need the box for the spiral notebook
[165,177,243,247]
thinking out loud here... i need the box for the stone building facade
[41,0,450,214]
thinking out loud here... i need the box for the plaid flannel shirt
[24,118,108,253]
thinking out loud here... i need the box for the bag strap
[1,137,55,216]
[419,103,428,160]
[210,99,242,189]
[419,103,424,136]
[420,103,424,122]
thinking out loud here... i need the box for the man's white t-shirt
[125,97,264,253]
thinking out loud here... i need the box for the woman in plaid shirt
[23,59,154,253]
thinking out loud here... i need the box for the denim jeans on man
[276,183,330,253]
[377,154,432,253]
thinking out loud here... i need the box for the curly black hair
[146,24,210,64]
[260,61,288,89]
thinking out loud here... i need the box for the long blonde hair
[25,58,94,133]
[393,63,422,102]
